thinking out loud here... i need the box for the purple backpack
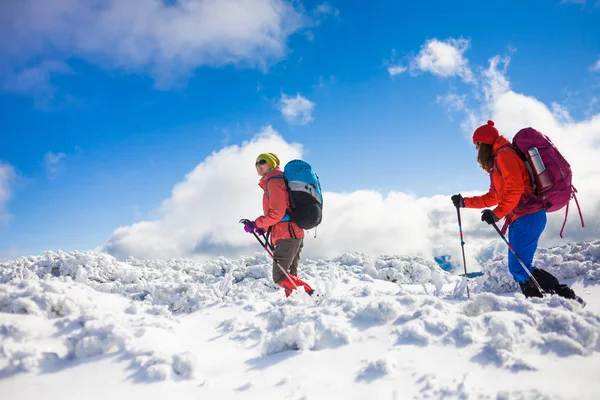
[511,127,584,237]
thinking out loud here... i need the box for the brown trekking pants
[272,238,304,285]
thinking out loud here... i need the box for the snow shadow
[355,359,394,383]
[470,345,537,373]
[234,382,253,392]
[245,351,299,371]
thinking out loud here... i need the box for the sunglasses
[255,159,268,166]
[475,142,481,150]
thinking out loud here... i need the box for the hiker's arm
[492,151,524,220]
[255,180,287,228]
[464,183,496,209]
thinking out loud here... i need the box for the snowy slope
[1,242,599,400]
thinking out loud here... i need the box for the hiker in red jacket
[452,121,579,300]
[242,152,313,297]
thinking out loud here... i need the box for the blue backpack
[266,160,323,230]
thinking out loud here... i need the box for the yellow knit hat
[256,153,280,169]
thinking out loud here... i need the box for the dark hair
[477,143,494,172]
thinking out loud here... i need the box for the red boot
[289,275,313,295]
[279,275,314,297]
[279,277,295,297]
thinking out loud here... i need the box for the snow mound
[474,240,600,294]
[0,250,453,312]
[356,357,396,382]
[222,289,598,372]
[393,294,599,371]
[334,252,450,287]
[0,242,599,398]
[0,279,196,381]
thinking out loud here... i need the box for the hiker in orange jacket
[451,121,578,300]
[242,153,313,297]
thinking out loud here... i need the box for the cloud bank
[105,39,600,273]
[1,0,311,99]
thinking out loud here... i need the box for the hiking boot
[553,284,577,300]
[531,268,559,291]
[522,268,584,304]
[519,278,543,298]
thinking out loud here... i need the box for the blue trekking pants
[507,209,547,283]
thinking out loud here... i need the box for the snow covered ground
[1,241,599,399]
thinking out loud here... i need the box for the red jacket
[464,135,540,225]
[255,167,304,245]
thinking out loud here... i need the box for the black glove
[451,194,465,208]
[481,209,499,225]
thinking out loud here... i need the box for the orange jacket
[255,167,304,245]
[464,135,539,225]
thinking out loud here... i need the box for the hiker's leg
[508,210,547,283]
[272,238,303,285]
[289,238,304,277]
[287,239,313,294]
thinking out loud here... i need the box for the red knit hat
[472,120,499,145]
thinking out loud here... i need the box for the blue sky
[1,0,600,261]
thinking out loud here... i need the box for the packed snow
[1,241,599,399]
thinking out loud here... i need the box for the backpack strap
[573,187,585,228]
[560,186,585,238]
[288,222,296,238]
[265,175,284,199]
[494,146,521,234]
[559,201,570,239]
[264,175,291,222]
[494,145,543,235]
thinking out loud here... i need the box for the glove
[481,209,499,225]
[451,194,465,208]
[243,220,266,236]
[243,220,257,233]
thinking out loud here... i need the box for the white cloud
[411,38,473,82]
[1,0,309,92]
[315,2,340,18]
[388,65,407,77]
[0,162,16,224]
[104,127,304,260]
[43,151,66,179]
[313,75,336,89]
[279,93,315,125]
[436,93,467,112]
[105,47,600,274]
[440,54,600,248]
[3,60,73,109]
[591,58,600,72]
[103,126,495,266]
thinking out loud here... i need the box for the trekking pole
[455,206,470,299]
[239,219,301,293]
[490,220,546,296]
